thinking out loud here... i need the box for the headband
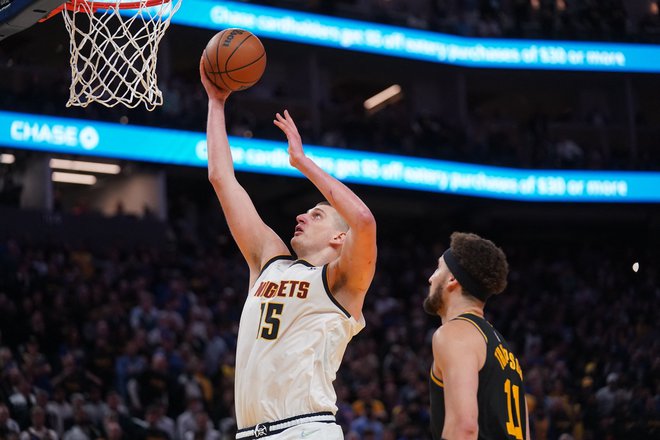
[442,248,490,302]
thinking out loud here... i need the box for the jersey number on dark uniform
[258,302,283,339]
[504,379,523,439]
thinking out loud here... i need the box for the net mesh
[61,0,181,110]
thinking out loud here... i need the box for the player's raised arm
[273,111,377,307]
[201,57,289,282]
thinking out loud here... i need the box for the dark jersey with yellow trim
[429,313,527,440]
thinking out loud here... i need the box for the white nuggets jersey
[234,256,365,429]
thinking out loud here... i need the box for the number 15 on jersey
[258,302,283,340]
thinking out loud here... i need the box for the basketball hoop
[55,0,181,110]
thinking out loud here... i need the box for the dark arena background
[1,1,659,439]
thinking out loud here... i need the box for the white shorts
[235,413,342,440]
[268,422,343,440]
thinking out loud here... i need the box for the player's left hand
[274,110,306,168]
[199,54,232,102]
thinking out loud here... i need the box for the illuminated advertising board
[1,110,659,202]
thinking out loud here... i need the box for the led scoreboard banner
[2,110,660,203]
[170,0,660,73]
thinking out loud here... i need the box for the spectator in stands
[128,352,181,418]
[136,405,171,440]
[8,371,35,430]
[176,396,203,440]
[130,292,159,332]
[44,387,72,437]
[51,354,101,399]
[153,403,176,440]
[0,402,20,437]
[20,406,57,440]
[81,387,104,427]
[182,410,220,440]
[595,372,619,417]
[114,340,147,402]
[101,392,136,438]
[349,402,385,439]
[62,403,103,440]
[102,417,124,440]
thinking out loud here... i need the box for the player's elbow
[208,170,225,186]
[455,419,479,439]
[444,415,479,440]
[208,168,219,181]
[352,207,376,232]
[208,173,229,196]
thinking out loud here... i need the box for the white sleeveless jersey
[234,256,365,429]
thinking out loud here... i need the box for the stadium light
[50,158,121,174]
[364,85,402,112]
[0,153,15,164]
[51,171,97,185]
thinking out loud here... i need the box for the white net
[61,0,181,110]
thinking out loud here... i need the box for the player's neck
[295,247,338,267]
[441,299,484,324]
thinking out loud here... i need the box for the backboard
[0,0,66,41]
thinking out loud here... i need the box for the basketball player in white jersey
[200,60,377,440]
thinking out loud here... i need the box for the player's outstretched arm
[201,57,289,282]
[273,110,377,300]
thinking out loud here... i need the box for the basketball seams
[214,67,233,91]
[214,29,226,76]
[204,28,265,91]
[203,49,216,74]
[202,31,233,91]
[224,35,265,85]
[225,53,266,83]
[224,32,252,73]
[220,52,266,74]
[215,30,235,90]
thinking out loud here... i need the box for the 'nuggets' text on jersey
[253,280,310,299]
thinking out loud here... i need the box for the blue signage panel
[171,0,660,73]
[1,110,659,202]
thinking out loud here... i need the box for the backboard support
[0,0,66,41]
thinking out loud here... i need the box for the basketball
[202,28,267,92]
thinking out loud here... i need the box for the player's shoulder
[435,317,486,348]
[259,254,294,271]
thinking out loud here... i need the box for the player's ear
[330,231,347,245]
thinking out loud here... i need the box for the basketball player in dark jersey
[423,232,530,440]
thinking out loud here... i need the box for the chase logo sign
[9,120,99,150]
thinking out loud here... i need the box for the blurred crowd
[251,0,660,43]
[0,201,658,440]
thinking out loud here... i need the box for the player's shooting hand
[274,110,306,168]
[199,54,232,102]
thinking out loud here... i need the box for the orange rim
[64,0,171,12]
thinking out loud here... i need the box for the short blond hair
[316,201,349,232]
